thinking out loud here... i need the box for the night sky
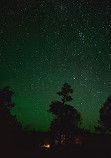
[0,0,111,131]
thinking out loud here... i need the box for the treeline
[0,84,111,157]
[0,84,111,136]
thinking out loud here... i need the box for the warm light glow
[43,144,50,148]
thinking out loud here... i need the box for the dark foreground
[1,135,111,158]
[1,144,111,158]
[36,146,111,158]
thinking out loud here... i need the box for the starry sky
[0,0,111,131]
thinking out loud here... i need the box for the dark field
[1,136,111,158]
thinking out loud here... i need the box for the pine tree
[48,83,82,140]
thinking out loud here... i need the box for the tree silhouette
[95,95,111,135]
[0,87,22,157]
[48,83,82,141]
[0,86,22,133]
[57,82,73,104]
